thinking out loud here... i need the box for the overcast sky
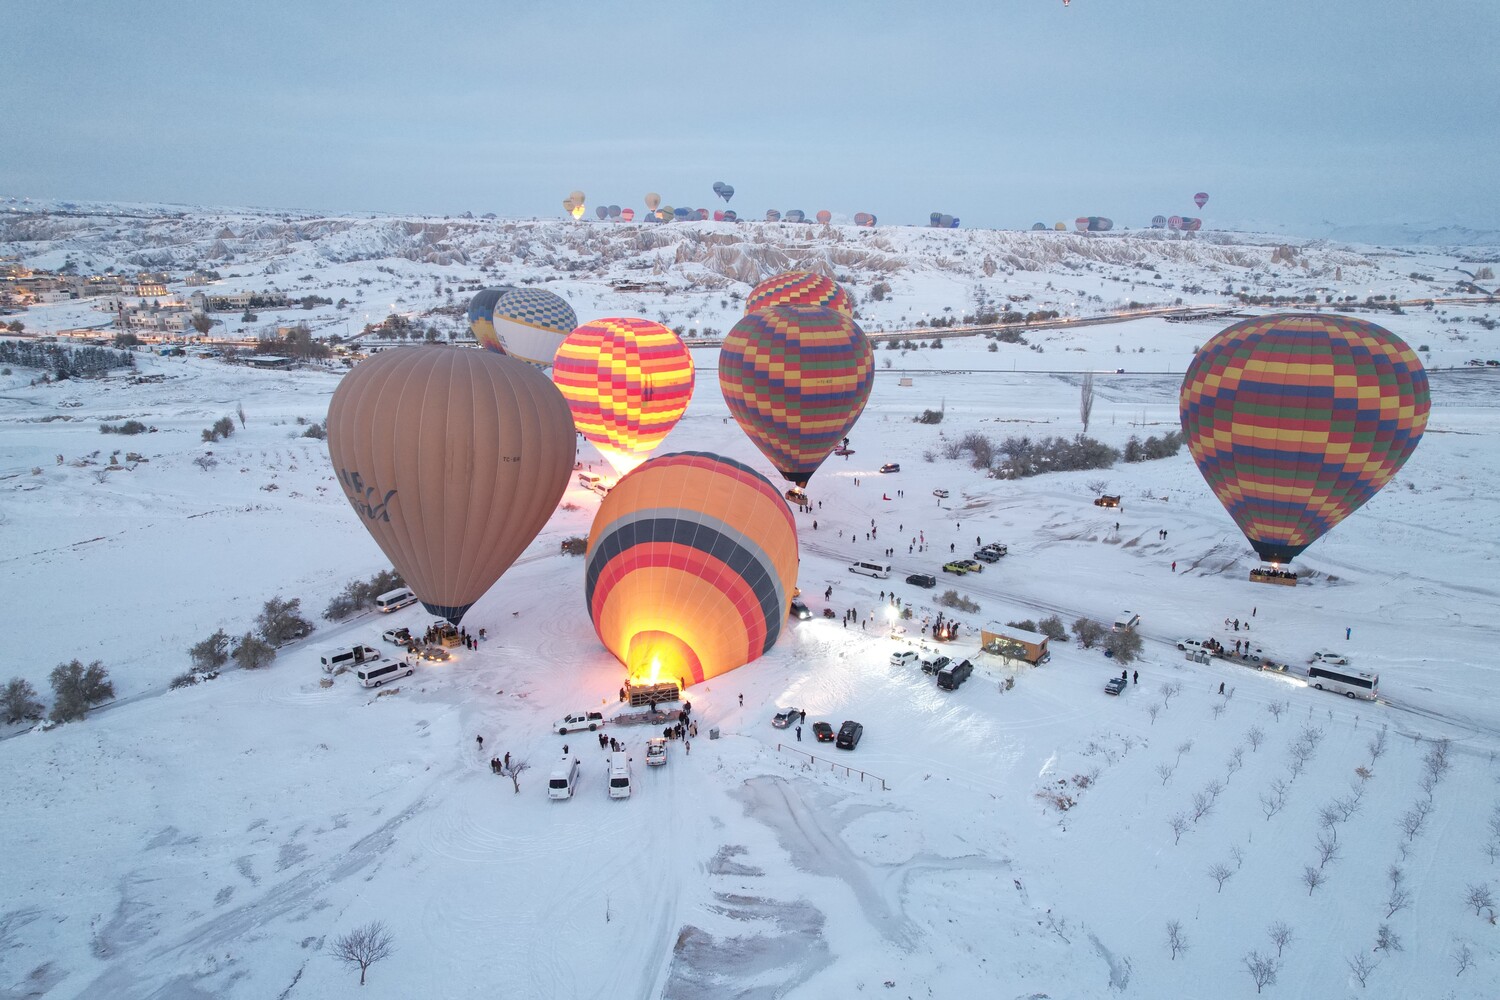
[5,0,1497,231]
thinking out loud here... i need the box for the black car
[937,658,973,690]
[812,721,835,742]
[879,463,900,473]
[836,720,864,749]
[789,599,812,620]
[906,573,936,588]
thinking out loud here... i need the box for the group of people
[487,750,511,774]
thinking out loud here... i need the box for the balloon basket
[1249,566,1298,587]
[784,487,809,507]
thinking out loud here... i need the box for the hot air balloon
[930,212,943,226]
[483,288,577,367]
[1054,222,1066,231]
[1180,314,1429,567]
[326,348,574,625]
[1194,192,1209,209]
[719,304,874,493]
[621,207,635,222]
[1088,217,1113,232]
[1181,217,1202,232]
[562,198,575,215]
[467,286,518,349]
[785,209,806,223]
[854,212,874,227]
[1151,215,1167,228]
[1031,222,1047,231]
[569,190,585,206]
[570,203,586,220]
[595,205,607,220]
[723,210,738,222]
[816,209,832,225]
[745,271,853,318]
[655,208,672,222]
[713,210,725,222]
[1075,217,1090,232]
[608,204,621,219]
[697,208,709,221]
[949,217,960,228]
[766,209,781,222]
[713,181,734,202]
[645,192,661,211]
[1167,215,1183,230]
[551,317,695,477]
[673,207,691,221]
[585,451,799,686]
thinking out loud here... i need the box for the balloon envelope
[585,452,799,686]
[1194,192,1209,209]
[723,210,738,222]
[1054,222,1066,231]
[326,348,573,624]
[621,207,635,222]
[595,205,607,219]
[719,304,874,489]
[816,210,831,225]
[854,212,873,227]
[1179,313,1429,565]
[1031,222,1047,230]
[484,288,577,367]
[1151,215,1167,228]
[569,190,585,205]
[745,271,853,318]
[608,204,621,218]
[467,286,517,348]
[1167,216,1183,230]
[766,209,781,222]
[645,192,661,211]
[785,209,805,223]
[552,317,695,477]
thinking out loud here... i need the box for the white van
[356,659,413,688]
[548,756,581,800]
[1113,611,1142,631]
[607,750,632,799]
[321,644,381,673]
[578,472,604,489]
[375,587,417,612]
[849,560,892,579]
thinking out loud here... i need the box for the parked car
[942,561,970,575]
[554,711,606,735]
[1176,638,1208,653]
[812,721,835,742]
[420,645,451,662]
[932,488,950,498]
[890,650,919,668]
[1094,494,1121,508]
[772,708,802,729]
[957,559,984,573]
[836,720,864,749]
[936,659,974,690]
[381,627,412,646]
[1311,649,1350,666]
[906,573,937,588]
[879,463,900,473]
[1113,611,1141,631]
[921,655,951,675]
[646,737,668,766]
[789,599,812,620]
[1105,676,1127,695]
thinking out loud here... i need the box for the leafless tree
[1080,372,1095,432]
[1386,870,1411,918]
[1159,681,1177,707]
[1230,844,1245,870]
[1335,789,1362,820]
[1176,739,1194,765]
[1398,807,1426,843]
[1465,883,1494,916]
[1191,790,1215,823]
[1318,805,1341,838]
[1204,778,1224,804]
[1208,862,1234,892]
[1211,702,1226,721]
[1367,725,1388,765]
[236,401,247,428]
[504,757,530,794]
[1166,919,1188,960]
[330,920,395,986]
[1346,952,1379,988]
[1287,755,1306,782]
[1316,833,1341,869]
[1301,865,1327,895]
[1147,703,1162,725]
[1157,763,1175,786]
[1268,700,1287,723]
[1244,950,1280,994]
[1267,920,1293,957]
[1419,771,1439,798]
[1226,746,1244,781]
[1246,725,1265,752]
[1483,842,1500,866]
[1424,740,1451,785]
[1261,782,1287,821]
[1454,940,1474,977]
[1299,725,1324,750]
[1374,923,1403,953]
[1169,812,1190,844]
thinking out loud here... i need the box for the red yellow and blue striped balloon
[1180,313,1429,565]
[585,452,799,686]
[744,271,853,318]
[719,304,874,489]
[551,317,695,477]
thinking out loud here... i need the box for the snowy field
[2,209,1500,998]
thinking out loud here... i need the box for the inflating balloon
[483,288,577,367]
[745,271,852,318]
[552,317,695,477]
[326,349,573,625]
[1054,222,1066,231]
[585,452,799,687]
[570,203,585,220]
[467,286,517,348]
[719,304,874,490]
[1180,314,1428,565]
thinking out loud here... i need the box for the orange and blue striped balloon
[1180,313,1429,564]
[719,304,874,489]
[744,271,853,317]
[552,318,694,477]
[585,452,800,686]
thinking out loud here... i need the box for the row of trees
[943,431,1121,480]
[0,340,135,380]
[323,569,406,621]
[2,660,114,725]
[180,596,315,687]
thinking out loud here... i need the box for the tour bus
[1307,665,1379,701]
[374,587,417,612]
[848,560,892,579]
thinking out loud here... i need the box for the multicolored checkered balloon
[744,271,853,318]
[719,304,874,489]
[1180,313,1429,564]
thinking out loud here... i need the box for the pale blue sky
[5,0,1496,230]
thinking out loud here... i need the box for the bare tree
[1318,805,1342,839]
[1465,883,1494,916]
[1159,681,1176,707]
[1367,725,1388,765]
[1169,812,1190,845]
[1301,865,1327,895]
[1226,746,1244,781]
[1079,372,1095,432]
[1267,920,1292,957]
[1398,806,1426,842]
[1385,865,1411,918]
[1191,790,1215,823]
[1299,725,1324,750]
[505,757,530,794]
[236,401,247,428]
[330,920,395,986]
[1454,940,1474,977]
[1176,739,1194,765]
[1267,700,1287,723]
[1157,763,1175,787]
[1346,952,1379,988]
[1246,725,1265,752]
[1208,862,1234,892]
[1230,844,1245,870]
[1316,833,1340,869]
[1147,703,1162,725]
[1335,790,1362,821]
[1166,919,1188,960]
[1261,781,1287,821]
[1483,842,1500,866]
[1211,702,1226,721]
[1374,923,1403,953]
[1244,950,1280,994]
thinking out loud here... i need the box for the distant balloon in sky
[326,348,574,625]
[552,317,695,477]
[608,204,621,219]
[766,209,781,222]
[1151,215,1167,228]
[1167,215,1184,230]
[720,304,874,491]
[816,210,831,225]
[645,192,661,211]
[1054,222,1066,231]
[584,451,799,687]
[745,271,853,317]
[621,207,635,222]
[481,288,577,367]
[1194,192,1209,209]
[1180,314,1429,566]
[713,181,735,202]
[595,205,607,220]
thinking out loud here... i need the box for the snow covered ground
[2,208,1500,998]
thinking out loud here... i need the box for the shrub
[2,677,45,724]
[560,536,588,556]
[169,671,199,690]
[233,632,276,670]
[1007,619,1039,632]
[915,409,944,425]
[48,659,114,722]
[255,596,314,646]
[937,589,981,614]
[194,454,218,470]
[322,570,404,621]
[100,420,148,435]
[1104,628,1144,664]
[1037,615,1069,641]
[1072,618,1107,648]
[189,629,231,671]
[1124,431,1184,463]
[302,422,326,439]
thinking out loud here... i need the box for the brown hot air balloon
[326,348,575,625]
